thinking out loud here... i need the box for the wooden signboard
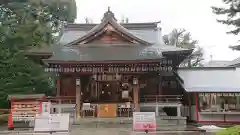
[11,101,41,121]
[9,94,45,122]
[98,104,117,118]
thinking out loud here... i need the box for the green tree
[163,29,204,67]
[0,0,76,107]
[0,0,76,23]
[212,0,240,35]
[42,0,77,23]
[217,125,240,135]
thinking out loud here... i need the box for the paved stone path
[0,124,217,135]
[0,128,216,135]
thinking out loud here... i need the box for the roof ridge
[64,22,159,31]
[66,22,160,26]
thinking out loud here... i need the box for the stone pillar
[133,77,140,112]
[56,73,62,113]
[76,78,81,119]
[177,105,181,117]
[155,75,162,116]
[155,105,159,116]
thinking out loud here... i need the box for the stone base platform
[73,117,186,126]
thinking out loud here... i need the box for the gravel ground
[0,127,217,135]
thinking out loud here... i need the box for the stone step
[72,117,186,125]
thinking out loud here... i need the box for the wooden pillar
[133,77,140,112]
[76,78,81,119]
[155,105,159,116]
[56,73,61,97]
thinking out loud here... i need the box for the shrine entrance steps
[73,117,186,127]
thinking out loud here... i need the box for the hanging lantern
[76,68,81,72]
[92,74,97,80]
[133,77,138,85]
[76,79,80,86]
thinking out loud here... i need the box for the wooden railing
[45,96,134,104]
[44,95,182,104]
[140,95,183,103]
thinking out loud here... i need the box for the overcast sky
[75,0,240,61]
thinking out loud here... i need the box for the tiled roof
[229,45,240,51]
[204,60,230,67]
[228,57,240,67]
[59,27,162,45]
[203,58,240,68]
[8,94,45,100]
[178,67,240,92]
[45,44,190,62]
[29,9,192,62]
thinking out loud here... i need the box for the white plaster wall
[198,114,224,121]
[178,68,240,92]
[226,114,240,122]
[196,114,240,122]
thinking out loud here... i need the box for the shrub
[216,125,240,135]
[0,114,8,124]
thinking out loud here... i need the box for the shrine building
[27,8,193,119]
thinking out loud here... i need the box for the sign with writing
[34,113,70,132]
[11,101,41,122]
[133,112,156,132]
[45,66,173,73]
[45,60,173,73]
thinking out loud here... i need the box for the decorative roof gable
[66,7,152,46]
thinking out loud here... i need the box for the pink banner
[133,123,156,131]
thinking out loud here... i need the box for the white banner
[133,112,156,131]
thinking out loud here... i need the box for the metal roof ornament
[102,6,117,22]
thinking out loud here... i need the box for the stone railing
[140,95,183,103]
